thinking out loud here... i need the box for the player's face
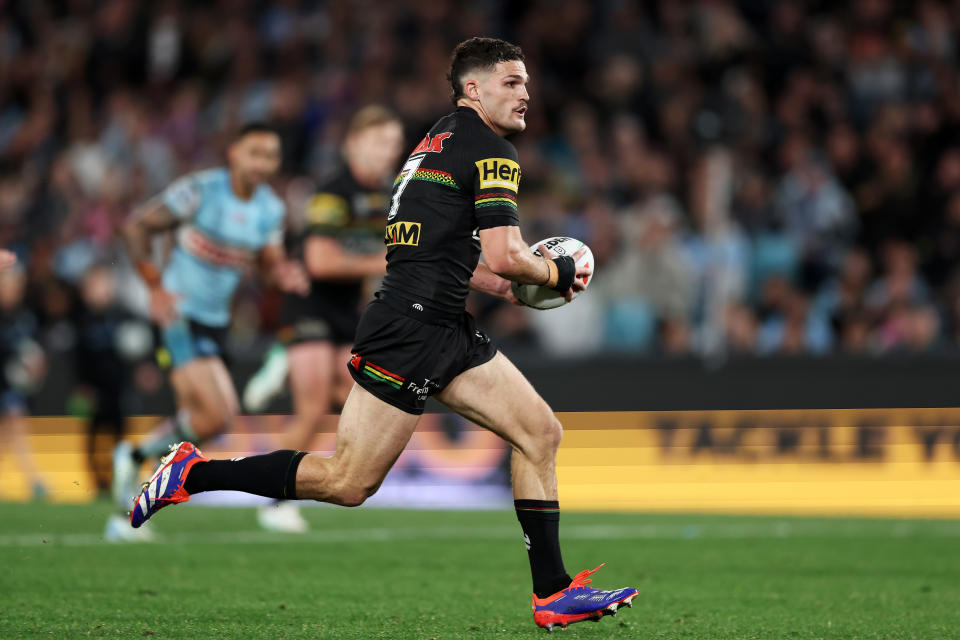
[477,60,529,135]
[347,121,405,182]
[229,132,282,186]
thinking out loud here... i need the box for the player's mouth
[514,105,527,117]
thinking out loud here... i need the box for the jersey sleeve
[470,138,521,230]
[161,173,204,220]
[303,190,351,237]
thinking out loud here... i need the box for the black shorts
[279,312,358,347]
[347,297,497,415]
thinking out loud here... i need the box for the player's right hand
[535,244,593,302]
[148,287,179,327]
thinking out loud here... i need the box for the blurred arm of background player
[121,199,181,326]
[473,226,592,303]
[301,234,385,282]
[258,244,309,296]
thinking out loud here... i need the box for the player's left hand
[536,244,592,302]
[274,260,310,296]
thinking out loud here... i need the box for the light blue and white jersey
[161,168,285,327]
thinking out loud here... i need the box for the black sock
[183,450,307,500]
[515,499,572,598]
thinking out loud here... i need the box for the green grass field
[2,503,960,639]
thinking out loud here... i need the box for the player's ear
[464,77,480,102]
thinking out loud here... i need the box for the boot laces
[567,563,606,590]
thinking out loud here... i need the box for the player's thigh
[326,382,420,487]
[435,351,561,459]
[332,344,355,406]
[170,358,237,433]
[288,341,335,413]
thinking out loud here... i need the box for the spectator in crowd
[0,0,960,373]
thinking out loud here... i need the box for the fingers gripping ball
[511,236,594,310]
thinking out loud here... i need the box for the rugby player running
[106,123,307,541]
[128,39,637,630]
[244,106,405,533]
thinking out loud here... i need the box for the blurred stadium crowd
[2,0,960,375]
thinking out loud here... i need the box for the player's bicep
[473,153,521,230]
[129,197,183,233]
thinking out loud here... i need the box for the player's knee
[191,405,234,438]
[334,485,377,507]
[328,477,380,507]
[526,414,562,466]
[539,413,563,452]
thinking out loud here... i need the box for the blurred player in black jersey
[130,38,636,631]
[244,106,404,532]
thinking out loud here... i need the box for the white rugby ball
[511,236,594,310]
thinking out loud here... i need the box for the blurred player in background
[0,265,48,499]
[243,105,404,533]
[74,263,153,495]
[128,38,636,630]
[106,123,307,540]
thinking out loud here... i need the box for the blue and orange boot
[532,564,638,632]
[130,442,207,528]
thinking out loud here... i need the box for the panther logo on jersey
[411,132,453,155]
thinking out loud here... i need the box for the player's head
[227,122,282,188]
[448,37,528,136]
[80,263,117,311]
[343,105,405,186]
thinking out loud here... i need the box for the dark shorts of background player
[160,317,229,369]
[278,311,358,347]
[347,294,497,415]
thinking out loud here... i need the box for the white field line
[3,520,960,548]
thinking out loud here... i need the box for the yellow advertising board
[3,409,960,517]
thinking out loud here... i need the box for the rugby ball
[511,236,594,310]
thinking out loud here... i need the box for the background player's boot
[111,441,139,510]
[242,342,289,412]
[531,564,638,632]
[130,442,207,528]
[104,513,155,542]
[257,500,308,533]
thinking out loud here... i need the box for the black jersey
[379,106,521,316]
[281,161,389,335]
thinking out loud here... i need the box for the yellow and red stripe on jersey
[475,192,518,209]
[393,168,459,191]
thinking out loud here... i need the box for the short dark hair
[447,37,525,104]
[233,121,280,141]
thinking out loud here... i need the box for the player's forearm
[480,226,553,286]
[122,218,162,288]
[469,263,512,298]
[305,252,386,281]
[485,239,551,285]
